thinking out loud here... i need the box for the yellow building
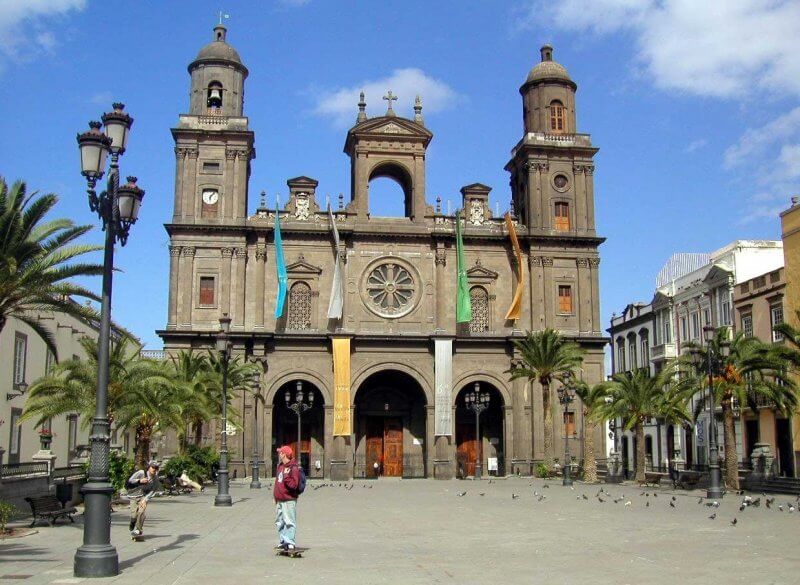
[779,197,800,475]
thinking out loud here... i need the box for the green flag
[455,209,472,323]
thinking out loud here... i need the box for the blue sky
[1,0,799,351]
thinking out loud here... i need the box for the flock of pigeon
[311,483,374,491]
[450,481,800,528]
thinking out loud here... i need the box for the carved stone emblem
[294,193,310,221]
[469,199,485,225]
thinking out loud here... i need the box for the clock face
[202,190,219,205]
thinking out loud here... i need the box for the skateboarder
[273,445,302,551]
[126,460,160,538]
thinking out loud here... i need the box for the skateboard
[131,533,145,542]
[276,547,307,558]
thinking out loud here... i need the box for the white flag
[327,205,344,319]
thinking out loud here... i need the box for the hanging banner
[332,337,351,436]
[326,204,344,320]
[504,212,524,321]
[273,193,288,319]
[434,338,453,436]
[455,209,472,323]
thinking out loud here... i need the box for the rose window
[365,262,417,317]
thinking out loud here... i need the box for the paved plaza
[1,478,798,585]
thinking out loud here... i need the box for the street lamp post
[74,104,142,578]
[215,315,233,507]
[286,381,313,471]
[557,376,576,487]
[250,376,262,489]
[606,414,623,484]
[465,382,490,479]
[703,325,724,500]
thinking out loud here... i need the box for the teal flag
[455,209,472,323]
[274,194,288,318]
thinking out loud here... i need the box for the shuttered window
[554,202,570,231]
[550,101,565,132]
[563,411,575,437]
[558,285,573,314]
[13,333,27,385]
[199,276,215,306]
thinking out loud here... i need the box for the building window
[469,286,490,333]
[207,81,223,110]
[45,349,56,374]
[771,305,784,342]
[703,308,711,327]
[9,408,22,458]
[641,338,649,367]
[741,314,753,338]
[558,285,573,314]
[13,332,27,387]
[691,312,700,340]
[202,161,221,173]
[563,411,576,437]
[680,316,688,342]
[617,344,625,372]
[199,276,216,307]
[720,292,731,325]
[663,314,671,343]
[123,432,130,455]
[287,282,312,330]
[68,414,78,453]
[550,100,565,133]
[554,202,570,231]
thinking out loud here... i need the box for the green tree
[599,365,690,483]
[573,380,609,483]
[202,351,260,449]
[0,177,103,357]
[683,328,797,490]
[168,351,215,451]
[507,329,585,462]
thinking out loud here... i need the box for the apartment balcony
[650,342,677,362]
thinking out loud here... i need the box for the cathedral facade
[158,26,607,480]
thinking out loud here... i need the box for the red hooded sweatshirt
[274,459,300,502]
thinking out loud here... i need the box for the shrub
[109,451,135,493]
[0,501,16,533]
[163,445,219,482]
[536,463,552,478]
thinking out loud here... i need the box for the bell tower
[506,45,597,236]
[171,24,255,223]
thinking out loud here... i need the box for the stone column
[511,375,531,475]
[573,164,587,233]
[186,148,199,218]
[233,248,247,328]
[526,162,536,228]
[435,247,448,333]
[528,256,545,331]
[224,149,236,220]
[179,247,195,327]
[576,258,591,334]
[233,150,244,219]
[167,245,181,327]
[263,404,273,478]
[541,256,554,328]
[589,258,601,334]
[220,247,234,316]
[255,245,266,328]
[537,162,549,230]
[173,147,186,220]
[503,404,514,476]
[585,165,596,232]
[324,405,334,479]
[425,405,436,478]
[532,380,545,462]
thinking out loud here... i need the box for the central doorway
[354,370,427,478]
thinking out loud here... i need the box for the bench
[673,470,703,490]
[638,472,668,487]
[25,494,77,527]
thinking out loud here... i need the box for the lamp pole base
[74,544,119,578]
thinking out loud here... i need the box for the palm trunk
[193,420,203,446]
[583,418,598,483]
[542,382,553,463]
[721,400,739,490]
[635,422,646,483]
[135,424,153,470]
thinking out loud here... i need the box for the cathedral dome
[190,24,245,70]
[525,45,573,84]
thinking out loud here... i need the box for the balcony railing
[140,349,166,360]
[650,342,677,361]
[52,465,86,481]
[1,461,49,479]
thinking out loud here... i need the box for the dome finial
[414,95,424,125]
[540,44,553,62]
[357,91,367,122]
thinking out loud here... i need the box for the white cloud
[723,106,800,168]
[312,68,460,128]
[684,138,707,153]
[0,0,86,68]
[278,0,310,6]
[779,144,800,180]
[525,0,800,99]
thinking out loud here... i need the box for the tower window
[287,282,312,330]
[550,101,565,133]
[554,202,570,231]
[558,285,573,314]
[207,82,223,111]
[469,286,490,333]
[199,276,216,306]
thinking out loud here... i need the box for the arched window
[550,100,565,133]
[554,202,570,231]
[469,286,489,333]
[207,81,223,112]
[287,282,312,330]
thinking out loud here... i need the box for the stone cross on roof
[383,90,398,116]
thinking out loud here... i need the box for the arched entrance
[272,380,325,478]
[455,382,505,478]
[354,370,427,478]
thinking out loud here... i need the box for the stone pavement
[1,478,798,585]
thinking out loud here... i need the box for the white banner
[434,338,453,436]
[327,205,344,320]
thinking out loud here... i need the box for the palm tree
[21,335,145,428]
[0,178,103,357]
[202,351,260,447]
[599,364,691,483]
[507,329,585,463]
[168,351,214,451]
[573,380,609,483]
[683,328,797,490]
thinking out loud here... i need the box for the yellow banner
[332,337,351,436]
[504,213,524,321]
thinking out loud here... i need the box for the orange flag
[504,213,524,321]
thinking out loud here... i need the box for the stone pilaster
[220,247,234,317]
[167,245,181,327]
[233,247,247,328]
[179,246,195,327]
[434,247,448,332]
[254,246,266,328]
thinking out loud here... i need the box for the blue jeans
[275,500,296,545]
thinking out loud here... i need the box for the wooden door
[366,418,383,478]
[456,422,477,477]
[383,418,403,477]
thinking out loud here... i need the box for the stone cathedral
[159,25,607,481]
